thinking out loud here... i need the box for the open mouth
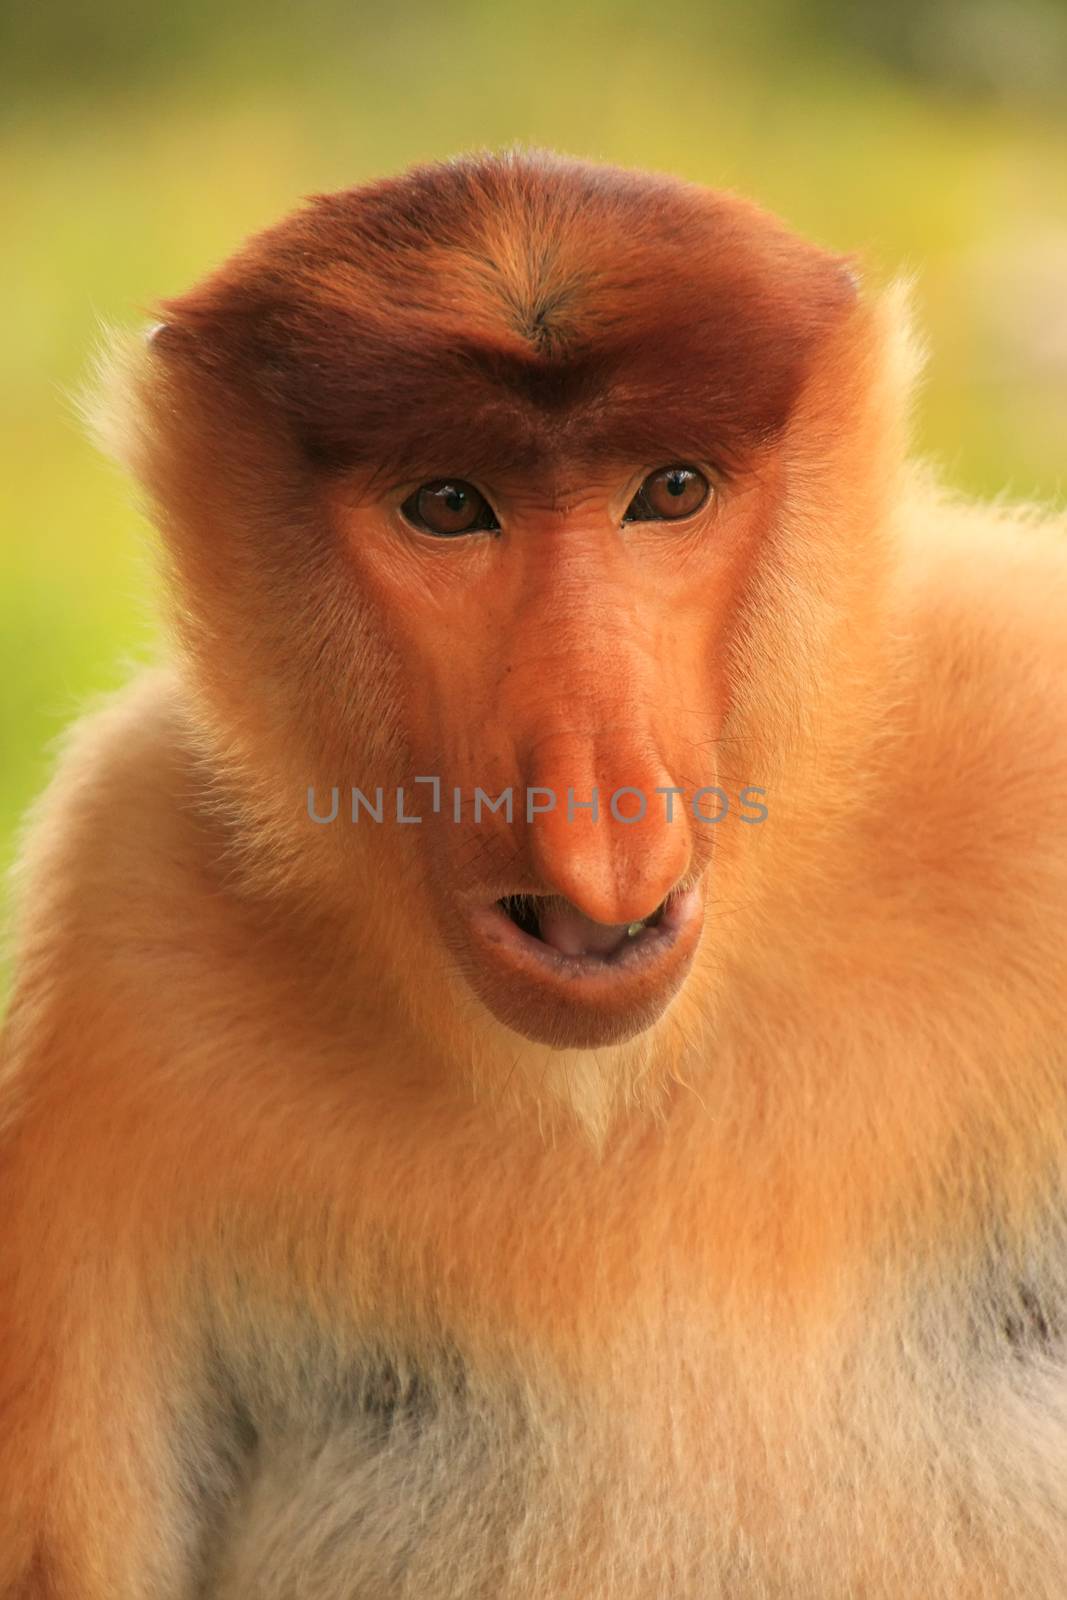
[459,883,704,1046]
[495,893,670,964]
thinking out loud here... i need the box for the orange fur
[2,150,1067,1597]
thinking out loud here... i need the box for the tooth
[626,921,645,938]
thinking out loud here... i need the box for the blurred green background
[2,0,1066,989]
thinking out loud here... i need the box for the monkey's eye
[400,480,500,538]
[623,466,710,523]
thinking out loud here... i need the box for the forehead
[159,152,856,478]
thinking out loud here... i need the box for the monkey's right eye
[400,481,500,538]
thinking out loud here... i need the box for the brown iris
[624,466,710,523]
[401,480,500,537]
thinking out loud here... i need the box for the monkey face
[316,443,800,1049]
[137,150,867,1052]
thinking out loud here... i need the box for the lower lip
[460,885,705,1048]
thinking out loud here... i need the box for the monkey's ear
[838,254,863,296]
[142,318,202,361]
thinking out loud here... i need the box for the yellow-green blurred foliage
[2,0,1066,980]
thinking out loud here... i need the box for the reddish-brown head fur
[154,149,856,479]
[123,148,892,1074]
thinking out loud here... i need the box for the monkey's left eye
[624,466,710,523]
[400,480,501,538]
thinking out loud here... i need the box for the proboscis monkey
[2,147,1066,1599]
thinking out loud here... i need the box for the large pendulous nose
[520,726,691,926]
